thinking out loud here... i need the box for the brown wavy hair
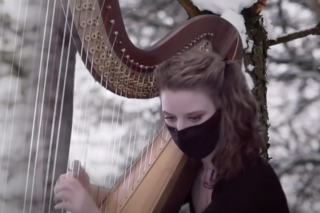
[154,50,266,187]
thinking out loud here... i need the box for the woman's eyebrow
[162,110,205,115]
[186,110,205,115]
[162,110,173,115]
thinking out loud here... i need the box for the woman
[54,50,290,213]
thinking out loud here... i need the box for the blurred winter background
[0,0,319,213]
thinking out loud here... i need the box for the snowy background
[0,0,320,213]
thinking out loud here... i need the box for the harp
[61,0,243,212]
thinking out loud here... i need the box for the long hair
[154,50,266,187]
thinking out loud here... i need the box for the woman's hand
[53,160,101,213]
[67,160,91,194]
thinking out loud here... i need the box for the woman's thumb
[73,160,79,170]
[72,160,89,180]
[72,160,84,173]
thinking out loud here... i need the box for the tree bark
[242,11,270,160]
[177,3,271,160]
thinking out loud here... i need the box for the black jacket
[186,156,290,213]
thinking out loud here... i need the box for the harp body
[100,128,199,213]
[64,0,243,212]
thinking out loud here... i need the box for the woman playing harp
[54,48,290,213]
[54,0,290,211]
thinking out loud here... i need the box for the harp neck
[63,0,242,99]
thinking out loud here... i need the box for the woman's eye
[164,116,175,121]
[189,116,201,122]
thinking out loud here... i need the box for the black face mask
[166,110,221,159]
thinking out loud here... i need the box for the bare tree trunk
[242,10,270,160]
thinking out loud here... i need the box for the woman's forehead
[160,90,215,115]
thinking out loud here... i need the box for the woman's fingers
[58,174,67,182]
[55,173,77,193]
[72,160,88,179]
[69,160,91,192]
[54,178,83,207]
[54,182,71,195]
[72,160,84,174]
[67,160,88,181]
[65,177,82,188]
[57,173,76,184]
[54,201,73,211]
[73,160,81,170]
[54,177,81,194]
[54,190,73,203]
[53,173,98,213]
[58,160,87,182]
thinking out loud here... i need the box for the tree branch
[268,22,320,46]
[176,0,201,17]
[250,0,268,15]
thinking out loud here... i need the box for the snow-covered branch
[185,0,268,17]
[250,0,268,15]
[177,0,201,17]
[268,22,320,46]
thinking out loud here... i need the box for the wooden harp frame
[61,0,243,212]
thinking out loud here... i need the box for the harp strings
[0,0,164,211]
[60,0,160,212]
[44,0,78,212]
[0,0,164,212]
[0,0,27,212]
[0,0,52,212]
[23,0,50,211]
[32,0,70,212]
[0,0,166,212]
[1,0,50,212]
